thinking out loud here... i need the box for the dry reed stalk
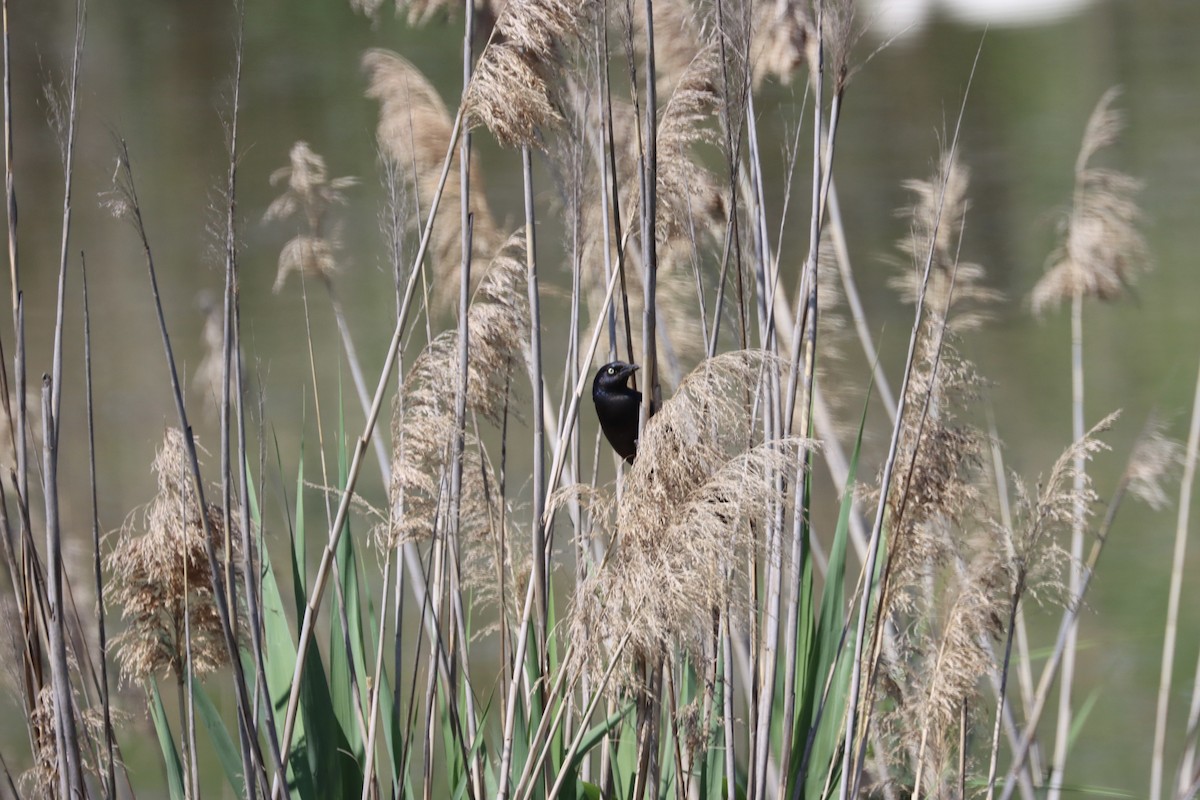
[840,43,983,795]
[1135,418,1187,798]
[996,413,1186,800]
[570,38,725,378]
[270,103,467,797]
[1171,363,1200,795]
[106,143,267,793]
[81,259,117,797]
[41,7,86,791]
[863,145,1002,796]
[224,12,288,786]
[1027,87,1148,800]
[773,2,857,789]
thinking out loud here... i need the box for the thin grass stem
[999,471,1133,799]
[1151,357,1200,799]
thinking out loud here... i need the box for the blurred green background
[6,0,1200,795]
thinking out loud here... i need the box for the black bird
[593,361,644,463]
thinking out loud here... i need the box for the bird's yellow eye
[607,367,615,375]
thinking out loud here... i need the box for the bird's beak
[624,364,641,378]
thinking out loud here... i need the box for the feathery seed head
[265,142,357,292]
[1032,88,1149,315]
[364,49,501,308]
[108,429,246,685]
[890,153,1000,331]
[750,0,814,87]
[464,0,596,148]
[383,233,529,550]
[572,352,812,691]
[1125,417,1183,511]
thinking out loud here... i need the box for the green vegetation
[2,1,1197,799]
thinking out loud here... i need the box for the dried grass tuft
[749,0,814,88]
[820,0,859,91]
[624,0,707,96]
[364,48,501,309]
[107,429,246,685]
[383,232,530,550]
[264,141,358,292]
[21,685,116,798]
[888,537,1009,792]
[466,45,564,148]
[890,153,1000,331]
[870,345,989,596]
[464,0,596,148]
[571,351,811,689]
[1006,412,1118,601]
[1125,417,1184,511]
[1032,88,1149,315]
[653,43,727,245]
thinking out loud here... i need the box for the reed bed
[0,0,1195,798]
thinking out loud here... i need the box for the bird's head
[593,361,640,394]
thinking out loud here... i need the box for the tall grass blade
[328,400,366,796]
[150,678,187,800]
[195,680,247,798]
[794,389,869,799]
[259,529,318,800]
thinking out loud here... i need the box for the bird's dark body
[592,361,643,463]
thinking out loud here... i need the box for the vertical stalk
[1151,358,1200,799]
[2,0,14,321]
[272,110,464,792]
[3,0,27,567]
[1048,290,1085,800]
[81,260,117,797]
[638,0,658,422]
[523,144,548,647]
[43,380,83,796]
[117,144,267,797]
[446,0,482,791]
[986,580,1024,800]
[217,9,266,794]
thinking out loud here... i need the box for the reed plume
[264,141,358,292]
[1031,88,1149,314]
[383,232,529,552]
[749,0,814,88]
[193,293,229,417]
[1006,413,1118,606]
[364,48,501,308]
[21,685,113,798]
[652,43,727,246]
[1124,417,1184,511]
[108,428,246,685]
[571,351,808,688]
[464,0,597,148]
[890,153,1000,331]
[623,0,706,96]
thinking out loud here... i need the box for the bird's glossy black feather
[592,361,643,463]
